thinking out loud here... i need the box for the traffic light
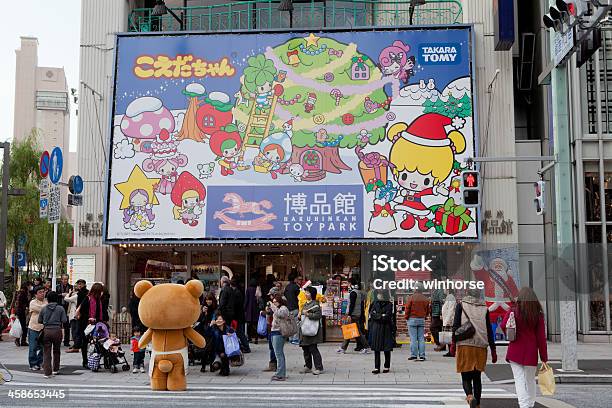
[460,170,480,207]
[543,1,576,32]
[534,180,545,216]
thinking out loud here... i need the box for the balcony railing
[128,0,463,33]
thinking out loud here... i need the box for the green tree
[4,130,73,287]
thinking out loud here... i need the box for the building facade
[74,0,554,342]
[13,36,74,219]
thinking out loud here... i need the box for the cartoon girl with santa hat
[387,112,466,232]
[171,172,206,227]
[209,125,243,176]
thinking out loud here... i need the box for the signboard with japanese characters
[105,27,478,243]
[39,178,49,219]
[48,184,61,224]
[67,254,96,287]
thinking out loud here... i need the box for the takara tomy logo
[418,43,461,65]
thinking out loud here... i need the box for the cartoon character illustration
[209,125,242,176]
[242,55,278,112]
[471,254,519,322]
[289,163,306,182]
[387,113,466,232]
[252,121,293,179]
[213,193,276,231]
[122,189,156,231]
[171,172,206,227]
[115,165,160,232]
[142,129,188,195]
[197,162,215,179]
[304,93,317,113]
[378,40,415,85]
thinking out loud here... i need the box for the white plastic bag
[9,318,22,339]
[506,312,516,342]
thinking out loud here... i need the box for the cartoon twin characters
[387,113,466,232]
[379,40,416,85]
[171,172,206,227]
[142,129,188,195]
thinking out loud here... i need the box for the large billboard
[104,27,478,243]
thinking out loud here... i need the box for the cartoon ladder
[242,88,279,149]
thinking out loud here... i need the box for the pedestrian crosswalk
[2,382,517,407]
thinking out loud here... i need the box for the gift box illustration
[431,198,474,235]
[355,147,392,191]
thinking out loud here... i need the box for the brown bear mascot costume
[135,280,206,391]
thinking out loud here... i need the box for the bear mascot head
[135,280,205,391]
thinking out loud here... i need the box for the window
[585,172,602,222]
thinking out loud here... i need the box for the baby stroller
[86,322,130,373]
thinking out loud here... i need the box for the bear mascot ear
[134,280,153,299]
[185,280,204,299]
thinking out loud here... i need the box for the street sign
[69,175,84,194]
[39,178,49,218]
[553,28,575,66]
[49,147,63,185]
[39,151,50,178]
[48,184,61,223]
[11,252,26,268]
[68,194,83,206]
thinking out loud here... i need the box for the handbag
[341,322,359,340]
[538,362,556,395]
[300,317,319,337]
[506,311,517,341]
[454,308,475,342]
[223,332,241,357]
[257,314,268,336]
[279,314,298,338]
[439,327,453,345]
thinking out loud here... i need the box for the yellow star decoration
[305,33,320,48]
[115,165,160,209]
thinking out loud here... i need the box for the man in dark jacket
[338,281,370,353]
[218,276,235,323]
[56,274,73,346]
[284,274,301,345]
[230,277,250,353]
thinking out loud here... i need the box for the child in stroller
[86,322,130,373]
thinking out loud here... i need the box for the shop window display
[585,172,602,222]
[191,251,220,296]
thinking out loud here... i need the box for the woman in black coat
[368,290,395,374]
[77,283,109,368]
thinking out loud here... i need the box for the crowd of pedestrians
[2,273,549,408]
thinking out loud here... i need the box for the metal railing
[128,0,463,32]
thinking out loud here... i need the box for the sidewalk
[0,333,610,385]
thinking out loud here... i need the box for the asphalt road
[0,382,525,408]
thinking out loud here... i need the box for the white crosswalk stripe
[3,382,517,407]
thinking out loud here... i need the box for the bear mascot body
[134,280,206,391]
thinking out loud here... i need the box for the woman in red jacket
[501,287,548,408]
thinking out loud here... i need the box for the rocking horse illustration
[213,192,277,231]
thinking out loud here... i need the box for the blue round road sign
[69,175,84,194]
[39,151,50,178]
[49,147,63,184]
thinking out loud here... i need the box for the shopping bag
[537,362,556,396]
[439,329,453,345]
[9,318,22,339]
[223,332,241,357]
[257,314,268,336]
[341,323,359,340]
[506,312,516,342]
[300,317,319,337]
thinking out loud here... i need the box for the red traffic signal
[462,171,479,188]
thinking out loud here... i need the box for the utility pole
[0,142,10,292]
